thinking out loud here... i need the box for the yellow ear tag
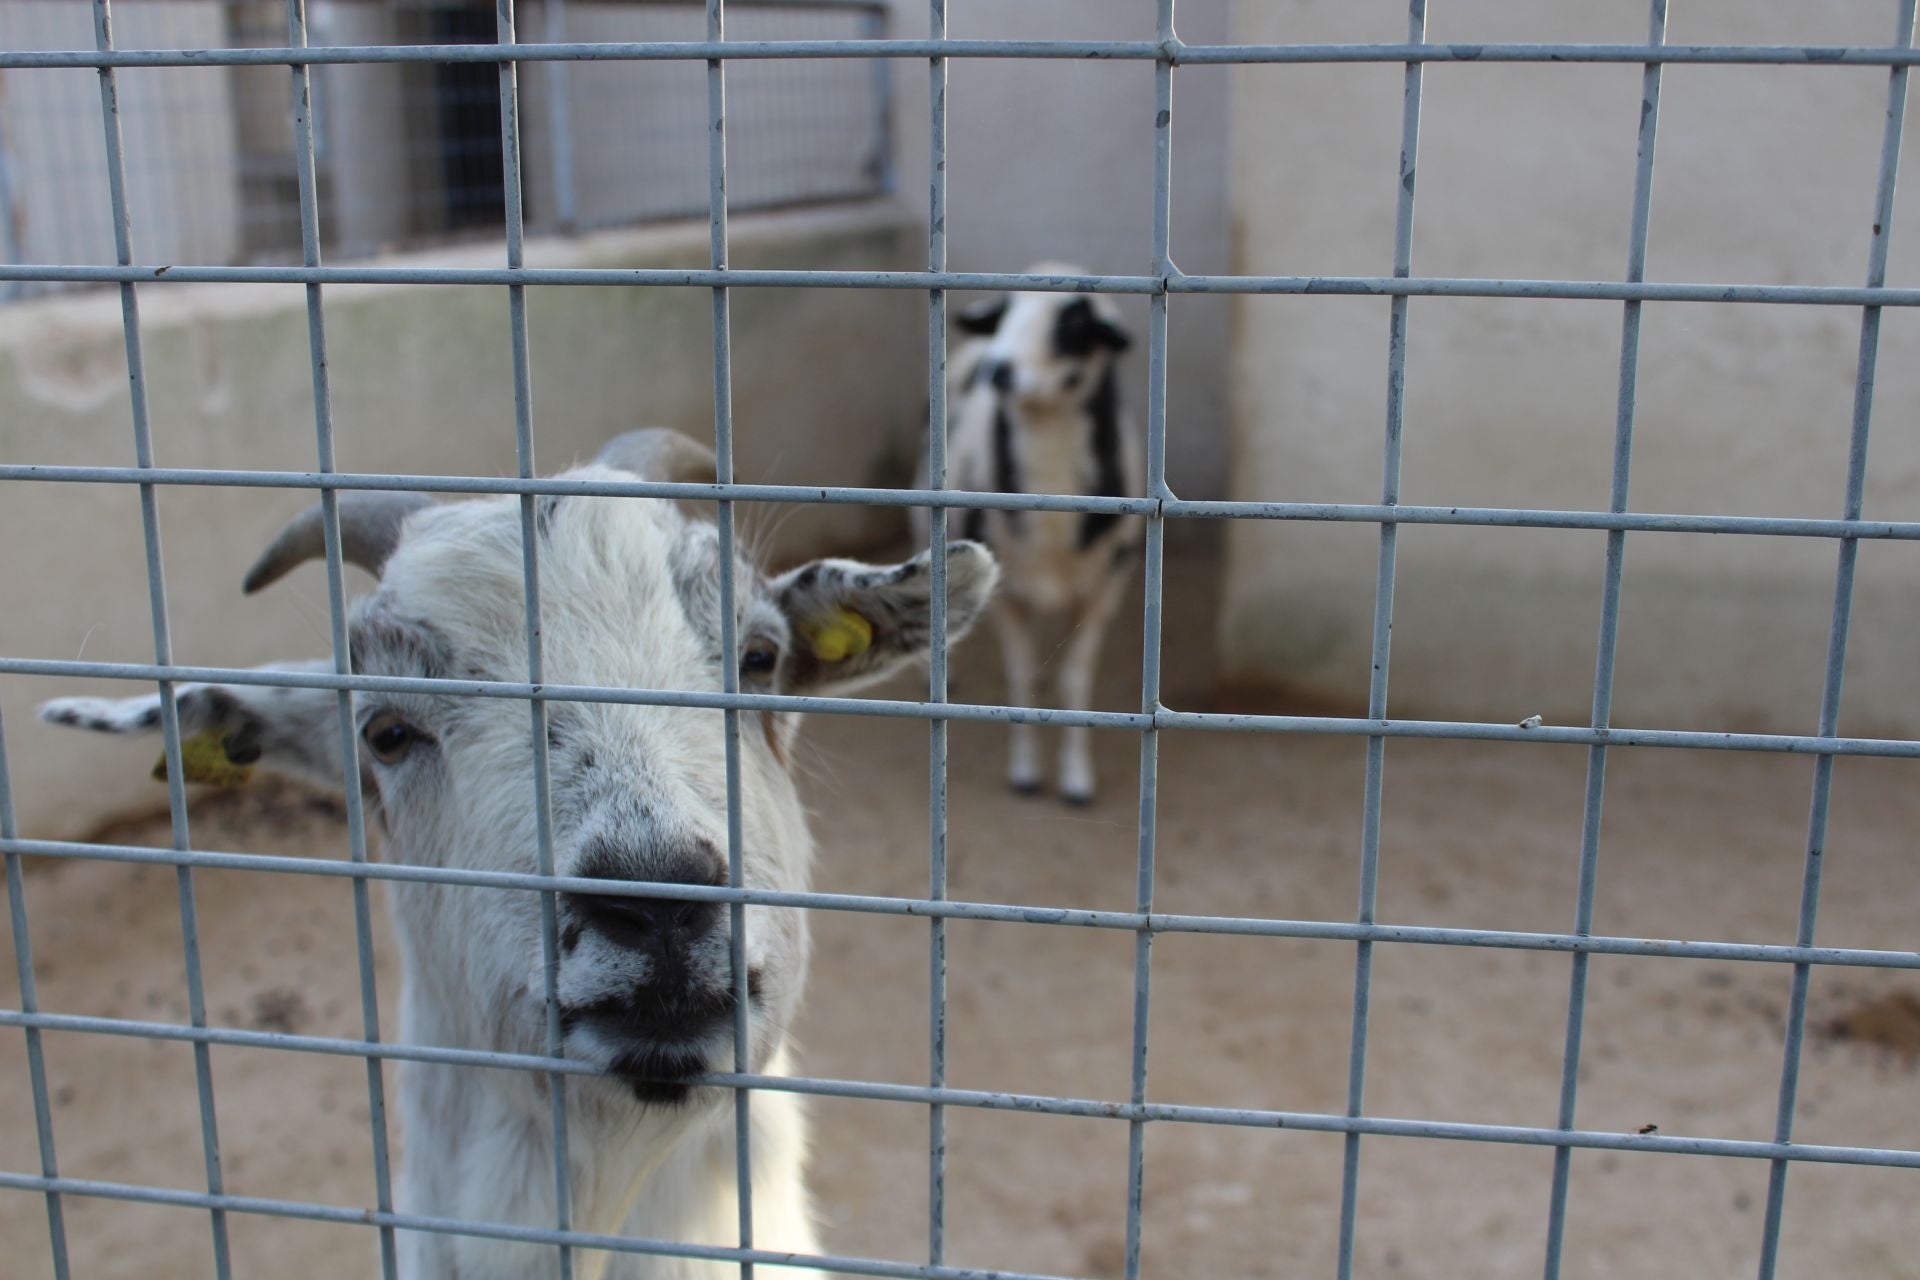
[796,607,873,663]
[152,729,254,789]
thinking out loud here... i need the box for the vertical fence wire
[924,0,950,1264]
[1756,2,1917,1275]
[284,2,400,1274]
[1540,3,1667,1274]
[88,4,232,1274]
[494,3,577,1275]
[1120,2,1177,1275]
[0,717,70,1280]
[704,3,758,1273]
[1334,4,1426,1276]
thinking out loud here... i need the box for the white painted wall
[0,205,924,839]
[1220,0,1920,736]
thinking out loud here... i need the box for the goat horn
[241,491,434,595]
[594,429,720,485]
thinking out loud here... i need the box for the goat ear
[39,659,351,793]
[955,297,1008,337]
[771,542,999,696]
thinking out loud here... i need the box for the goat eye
[1062,369,1084,390]
[740,638,780,681]
[363,712,419,765]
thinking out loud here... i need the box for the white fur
[42,459,997,1278]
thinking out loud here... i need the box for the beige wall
[1221,0,1920,737]
[1,204,925,839]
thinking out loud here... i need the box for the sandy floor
[4,545,1918,1278]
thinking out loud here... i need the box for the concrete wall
[882,0,1234,501]
[0,204,925,839]
[1220,0,1920,737]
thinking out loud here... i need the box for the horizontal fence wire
[5,264,1920,304]
[5,836,1919,971]
[13,655,1920,758]
[5,39,1920,69]
[0,1015,1916,1168]
[5,10,1920,1280]
[14,467,1920,540]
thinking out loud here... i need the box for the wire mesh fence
[3,1,1920,1278]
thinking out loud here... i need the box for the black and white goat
[917,264,1142,805]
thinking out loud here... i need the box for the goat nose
[987,360,1015,393]
[566,837,727,966]
[570,893,721,958]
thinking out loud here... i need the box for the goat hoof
[1009,776,1045,797]
[1059,787,1095,808]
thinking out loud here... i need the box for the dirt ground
[4,543,1918,1279]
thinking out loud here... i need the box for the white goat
[41,430,998,1279]
[917,265,1141,805]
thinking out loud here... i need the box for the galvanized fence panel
[2,3,1919,1278]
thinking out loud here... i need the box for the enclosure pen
[4,2,1920,1279]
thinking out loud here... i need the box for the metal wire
[2,1015,1917,1167]
[18,462,1920,539]
[4,833,1918,971]
[493,2,578,1272]
[1541,5,1667,1274]
[10,261,1920,305]
[17,652,1920,761]
[0,718,70,1280]
[1758,4,1918,1277]
[284,0,399,1273]
[5,9,1920,1280]
[1119,3,1176,1275]
[89,3,230,1272]
[702,0,759,1272]
[11,38,1920,71]
[925,0,951,1264]
[1334,4,1424,1272]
